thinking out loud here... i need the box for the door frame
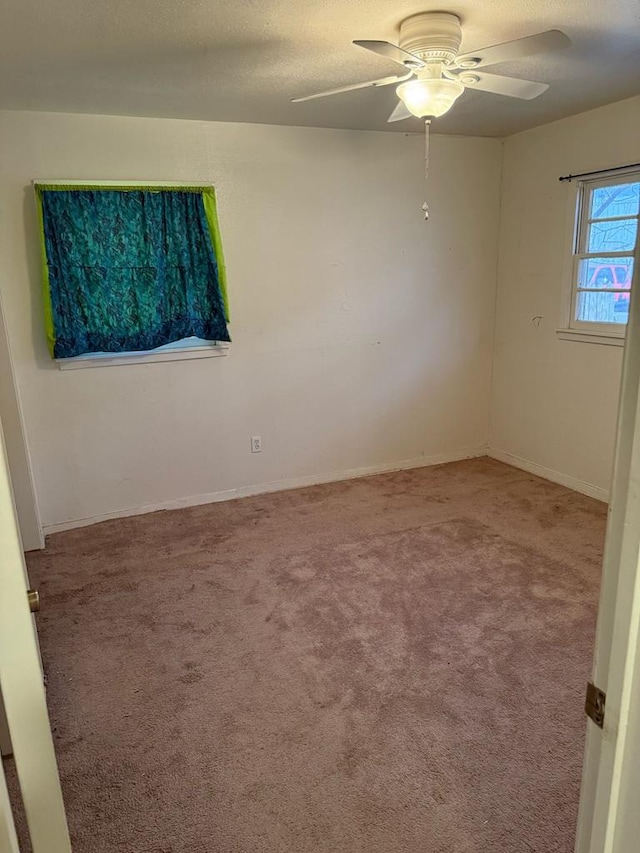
[0,416,71,851]
[0,291,43,552]
[575,240,640,852]
[0,756,20,853]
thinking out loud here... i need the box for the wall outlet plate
[251,436,262,453]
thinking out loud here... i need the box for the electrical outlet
[251,435,262,454]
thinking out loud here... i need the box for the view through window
[572,174,639,330]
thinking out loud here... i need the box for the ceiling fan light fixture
[457,57,482,69]
[396,77,464,118]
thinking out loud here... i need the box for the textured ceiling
[1,0,639,136]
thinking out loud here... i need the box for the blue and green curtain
[35,184,230,358]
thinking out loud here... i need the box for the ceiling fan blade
[353,40,425,68]
[455,29,570,69]
[387,101,413,123]
[461,71,549,100]
[291,72,411,103]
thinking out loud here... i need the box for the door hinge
[27,588,40,613]
[585,681,606,728]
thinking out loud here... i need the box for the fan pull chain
[422,119,431,220]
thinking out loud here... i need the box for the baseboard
[42,446,486,536]
[487,448,609,503]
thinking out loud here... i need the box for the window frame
[33,179,230,369]
[558,168,640,345]
[56,339,230,370]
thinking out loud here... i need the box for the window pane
[588,218,638,253]
[576,291,630,324]
[577,256,634,289]
[590,182,640,219]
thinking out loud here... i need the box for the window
[35,181,230,367]
[563,171,639,341]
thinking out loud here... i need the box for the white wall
[0,111,502,532]
[489,96,640,498]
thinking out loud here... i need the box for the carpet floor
[21,457,606,852]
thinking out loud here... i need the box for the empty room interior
[1,0,640,850]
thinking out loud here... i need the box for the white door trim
[0,757,20,853]
[0,417,71,851]
[575,241,640,851]
[0,292,44,551]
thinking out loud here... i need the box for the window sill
[56,343,230,370]
[556,328,625,347]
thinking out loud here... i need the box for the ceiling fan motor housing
[399,12,462,65]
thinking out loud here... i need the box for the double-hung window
[563,170,639,341]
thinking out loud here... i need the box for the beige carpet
[20,457,605,852]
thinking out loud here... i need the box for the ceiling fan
[292,12,570,122]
